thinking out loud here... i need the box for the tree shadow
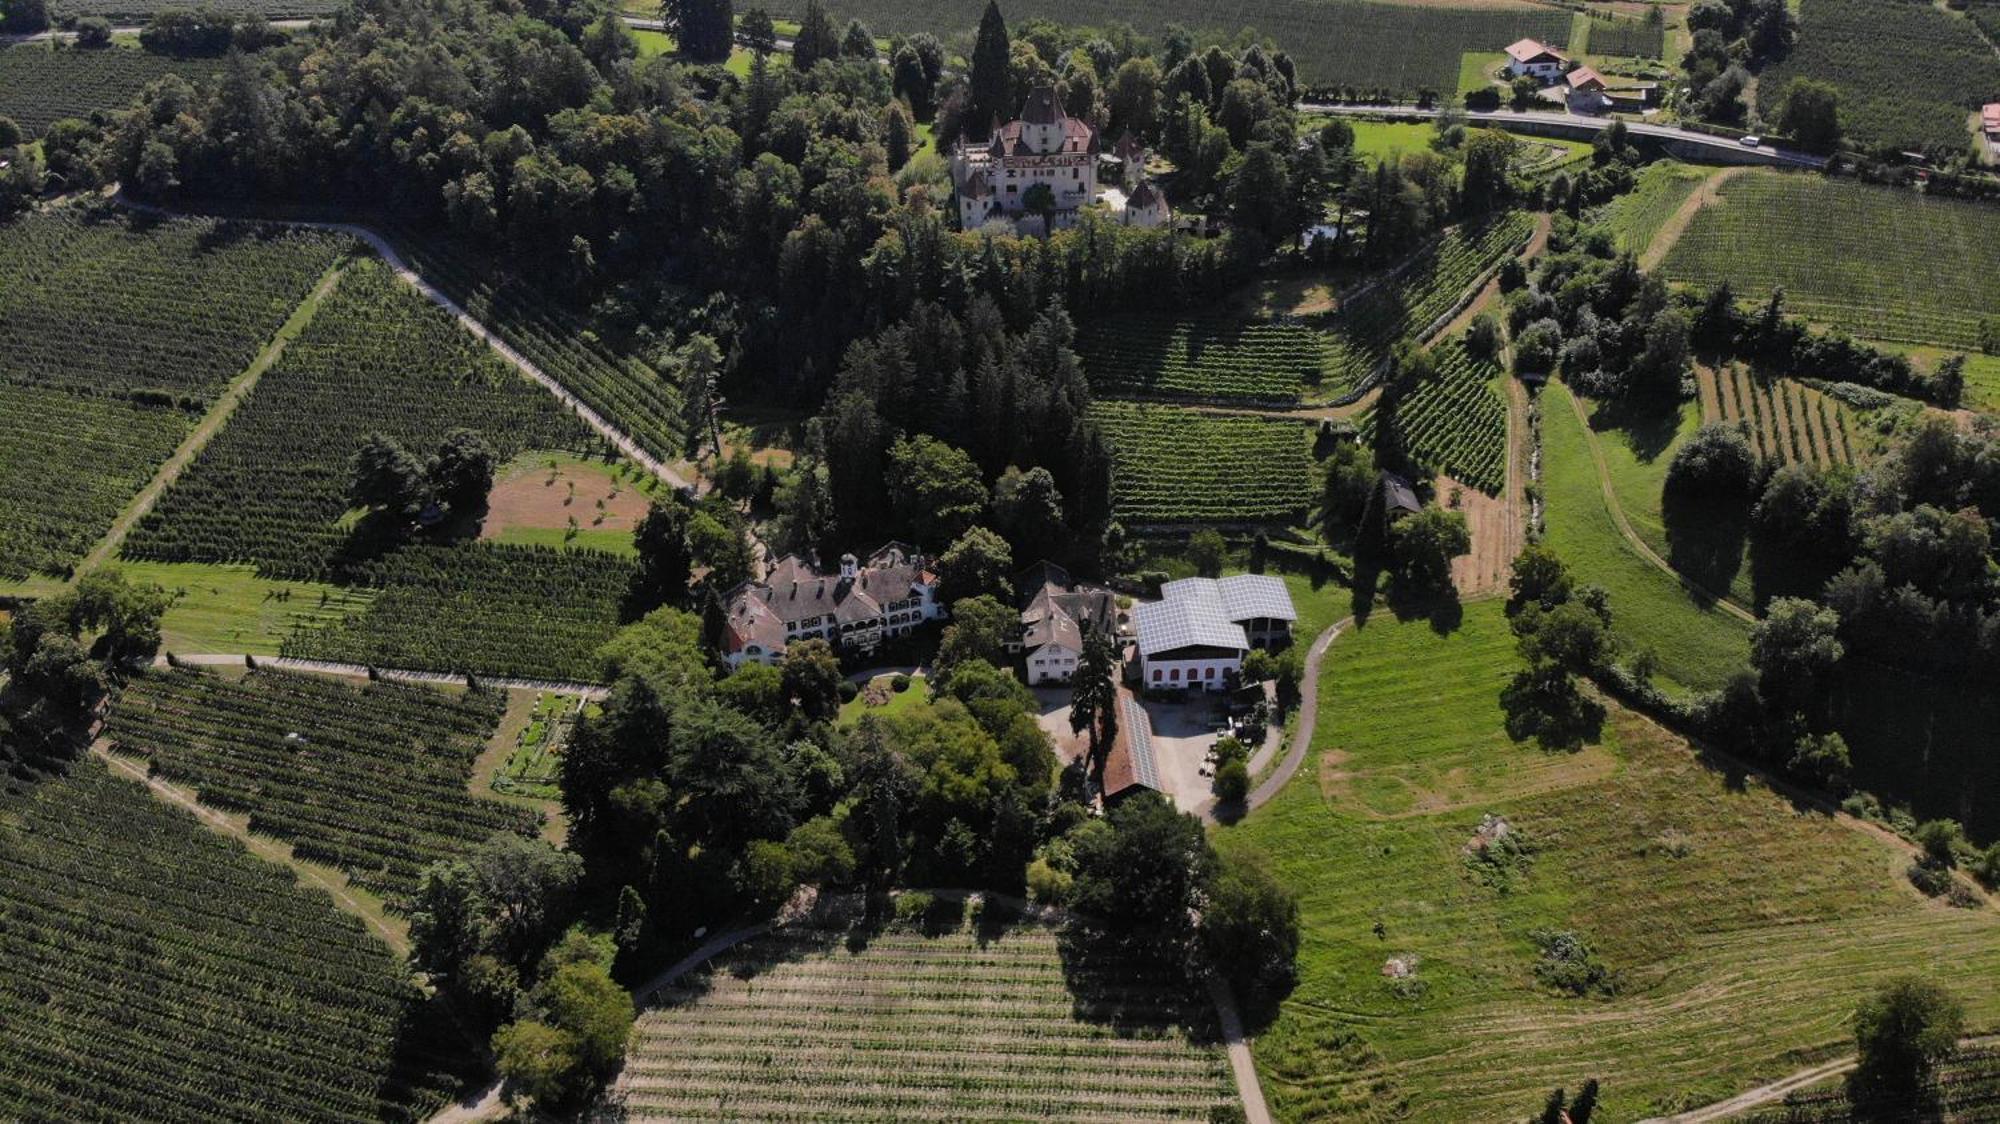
[1383,582,1463,636]
[1661,485,1748,607]
[376,987,493,1123]
[1056,924,1220,1044]
[1500,668,1605,751]
[1586,394,1682,465]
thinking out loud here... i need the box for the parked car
[1739,135,1761,148]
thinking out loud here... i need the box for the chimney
[840,553,858,580]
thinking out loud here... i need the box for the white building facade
[721,544,943,668]
[1505,38,1570,81]
[1132,576,1296,693]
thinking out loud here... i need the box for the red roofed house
[1566,66,1610,112]
[720,543,944,668]
[1505,37,1570,82]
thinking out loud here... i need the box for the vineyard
[0,204,350,403]
[0,43,220,136]
[1599,161,1712,257]
[1580,13,1664,58]
[387,227,685,462]
[0,384,187,581]
[48,0,340,19]
[0,204,346,580]
[125,259,596,578]
[1661,173,2000,351]
[614,906,1237,1121]
[1319,212,1537,394]
[280,542,632,683]
[1090,401,1316,525]
[1698,365,1857,468]
[0,760,463,1123]
[1363,339,1508,494]
[808,0,1571,95]
[1077,315,1329,403]
[1741,1045,2000,1122]
[1754,0,2000,151]
[104,666,537,902]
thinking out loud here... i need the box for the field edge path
[74,259,348,578]
[1640,1035,2000,1124]
[1558,382,1757,624]
[109,191,695,495]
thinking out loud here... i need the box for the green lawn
[629,28,752,74]
[1341,119,1441,164]
[115,560,377,657]
[838,674,931,726]
[1215,599,2000,1122]
[1540,382,1750,693]
[1455,51,1505,98]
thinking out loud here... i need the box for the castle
[951,86,1170,233]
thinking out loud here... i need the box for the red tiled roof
[1567,66,1606,90]
[1506,37,1567,64]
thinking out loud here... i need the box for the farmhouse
[1377,469,1424,521]
[1014,561,1119,686]
[1505,37,1570,81]
[951,86,1172,232]
[1133,575,1296,692]
[720,544,943,668]
[1565,66,1610,112]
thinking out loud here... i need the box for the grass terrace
[1216,599,2000,1122]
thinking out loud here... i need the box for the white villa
[721,544,943,668]
[952,86,1171,232]
[1132,576,1296,692]
[1505,37,1570,81]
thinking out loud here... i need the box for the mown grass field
[1660,173,2000,352]
[118,559,378,656]
[809,0,1572,95]
[1753,0,2000,152]
[1214,600,2000,1123]
[1540,383,1750,693]
[0,43,220,136]
[614,904,1237,1121]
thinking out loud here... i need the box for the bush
[74,16,112,46]
[890,673,911,692]
[1530,928,1617,996]
[1213,760,1250,802]
[838,679,859,702]
[1914,819,1963,867]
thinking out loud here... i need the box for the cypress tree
[968,0,1011,137]
[792,0,838,72]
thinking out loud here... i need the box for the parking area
[1037,684,1269,815]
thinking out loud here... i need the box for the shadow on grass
[1057,925,1223,1045]
[1661,485,1748,607]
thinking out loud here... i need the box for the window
[1205,667,1216,680]
[1152,669,1162,682]
[1170,668,1180,681]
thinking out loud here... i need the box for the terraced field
[1697,364,1857,469]
[103,666,538,902]
[613,907,1236,1122]
[0,204,348,582]
[1215,600,2000,1123]
[1077,316,1330,403]
[1660,173,2000,351]
[1363,338,1507,494]
[1090,401,1317,525]
[0,759,463,1123]
[124,259,594,579]
[0,43,221,136]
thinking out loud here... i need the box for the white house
[1122,180,1171,229]
[1505,38,1570,82]
[1565,65,1610,113]
[721,544,943,668]
[1133,575,1296,692]
[1015,562,1118,686]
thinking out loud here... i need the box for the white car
[1739,135,1761,147]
